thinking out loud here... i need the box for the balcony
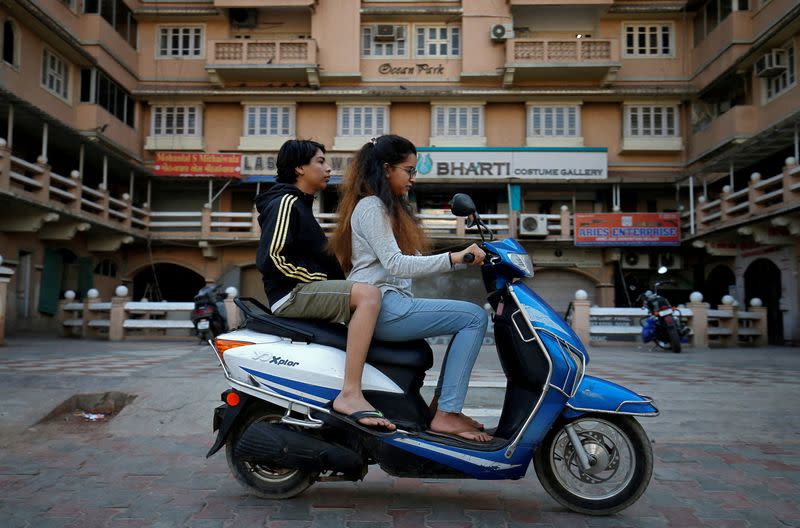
[205,39,319,88]
[502,38,620,86]
[688,105,757,163]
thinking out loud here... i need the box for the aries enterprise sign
[414,147,607,180]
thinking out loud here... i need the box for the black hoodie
[255,183,345,306]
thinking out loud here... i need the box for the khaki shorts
[272,280,354,324]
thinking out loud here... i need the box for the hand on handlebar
[451,244,485,266]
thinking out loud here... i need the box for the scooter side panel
[511,284,588,355]
[222,331,403,407]
[563,375,659,417]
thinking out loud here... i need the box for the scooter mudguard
[206,390,254,458]
[561,375,659,419]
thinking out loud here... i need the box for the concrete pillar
[560,205,570,237]
[571,297,591,347]
[224,288,240,330]
[0,257,13,346]
[687,301,709,348]
[750,305,768,347]
[719,304,738,347]
[109,296,127,341]
[201,205,212,237]
[0,140,10,190]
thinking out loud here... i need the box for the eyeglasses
[391,165,417,177]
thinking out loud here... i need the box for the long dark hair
[329,135,428,272]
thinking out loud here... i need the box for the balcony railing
[693,161,800,235]
[7,140,796,245]
[206,39,319,87]
[504,38,620,86]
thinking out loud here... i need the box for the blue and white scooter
[206,194,658,515]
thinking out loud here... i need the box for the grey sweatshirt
[348,196,452,296]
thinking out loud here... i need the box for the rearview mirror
[450,193,477,217]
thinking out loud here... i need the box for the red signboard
[575,213,681,246]
[154,152,242,178]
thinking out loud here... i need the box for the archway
[705,265,736,308]
[131,263,205,302]
[744,258,783,345]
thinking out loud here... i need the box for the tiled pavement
[0,337,799,527]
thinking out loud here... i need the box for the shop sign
[574,213,680,246]
[154,152,241,178]
[415,148,607,180]
[378,63,445,75]
[241,152,354,176]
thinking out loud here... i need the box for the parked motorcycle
[205,194,658,515]
[191,284,228,342]
[637,267,690,353]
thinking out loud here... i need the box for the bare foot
[333,392,395,430]
[430,410,493,442]
[429,395,484,430]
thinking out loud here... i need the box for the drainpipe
[729,161,734,189]
[795,122,798,161]
[79,144,84,179]
[7,105,13,148]
[102,155,108,188]
[689,175,695,236]
[41,122,48,161]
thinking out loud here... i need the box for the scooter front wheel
[226,404,318,499]
[533,414,653,515]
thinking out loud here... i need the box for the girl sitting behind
[329,135,492,442]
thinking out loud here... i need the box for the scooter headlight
[507,252,534,277]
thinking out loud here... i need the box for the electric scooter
[205,194,658,515]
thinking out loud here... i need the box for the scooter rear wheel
[533,414,653,515]
[226,404,318,499]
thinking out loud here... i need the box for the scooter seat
[244,314,433,370]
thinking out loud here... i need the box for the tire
[667,326,682,353]
[533,414,653,515]
[226,403,318,499]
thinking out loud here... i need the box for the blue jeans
[373,291,488,413]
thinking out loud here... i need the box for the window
[625,105,679,137]
[157,27,203,58]
[432,105,483,137]
[528,106,580,137]
[416,26,460,57]
[80,69,135,127]
[3,19,19,67]
[623,23,673,57]
[764,42,796,102]
[151,106,201,136]
[83,0,137,48]
[693,0,744,46]
[337,105,388,137]
[94,259,118,278]
[245,106,294,136]
[362,25,407,57]
[41,48,69,100]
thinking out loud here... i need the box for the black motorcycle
[637,267,690,353]
[191,284,228,342]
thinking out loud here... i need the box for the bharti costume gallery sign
[414,148,608,180]
[154,152,242,178]
[574,213,681,246]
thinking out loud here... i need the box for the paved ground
[0,334,799,527]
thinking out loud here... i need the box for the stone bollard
[109,296,126,341]
[687,292,708,348]
[570,290,591,346]
[224,287,240,330]
[749,298,767,347]
[719,295,738,347]
[0,255,13,346]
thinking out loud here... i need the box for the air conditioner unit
[230,8,257,29]
[490,23,514,41]
[375,25,398,41]
[755,49,788,78]
[519,214,549,236]
[621,252,650,270]
[659,252,682,269]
